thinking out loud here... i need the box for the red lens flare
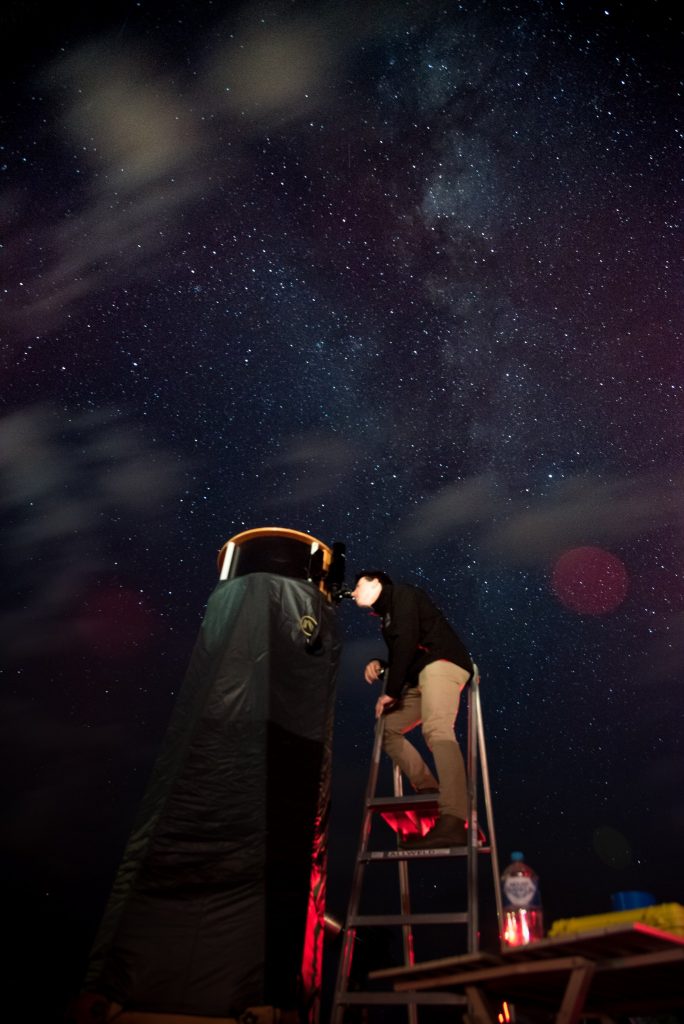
[551,546,629,615]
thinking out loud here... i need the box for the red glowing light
[551,546,629,615]
[301,858,325,1018]
[380,807,438,838]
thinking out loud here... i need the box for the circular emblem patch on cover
[299,615,317,638]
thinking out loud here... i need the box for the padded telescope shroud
[84,573,341,1020]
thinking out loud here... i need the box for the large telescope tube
[81,527,343,1022]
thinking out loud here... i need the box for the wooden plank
[370,950,501,982]
[393,955,593,992]
[464,985,499,1024]
[596,947,684,973]
[557,963,595,1024]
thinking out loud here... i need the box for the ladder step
[361,846,466,860]
[361,844,491,861]
[336,991,467,1006]
[350,912,468,926]
[367,794,440,810]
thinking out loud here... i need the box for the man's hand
[364,659,384,684]
[375,694,396,719]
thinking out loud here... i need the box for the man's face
[351,576,382,608]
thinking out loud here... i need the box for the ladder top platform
[367,793,440,811]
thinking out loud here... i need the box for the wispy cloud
[265,432,356,503]
[0,404,184,657]
[4,45,211,336]
[3,4,400,339]
[397,471,684,566]
[396,474,498,547]
[480,473,684,566]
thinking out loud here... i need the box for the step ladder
[331,666,502,1022]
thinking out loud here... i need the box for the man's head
[351,570,393,608]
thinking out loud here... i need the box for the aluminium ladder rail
[331,666,502,1022]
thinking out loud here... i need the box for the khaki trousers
[382,660,469,819]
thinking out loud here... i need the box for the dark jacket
[372,583,473,699]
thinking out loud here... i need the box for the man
[350,570,473,848]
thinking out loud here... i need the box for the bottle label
[502,875,539,909]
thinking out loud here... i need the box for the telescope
[81,525,346,1024]
[217,527,349,602]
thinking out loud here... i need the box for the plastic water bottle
[501,851,544,946]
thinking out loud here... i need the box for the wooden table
[369,923,684,1023]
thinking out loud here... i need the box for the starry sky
[1,0,682,1018]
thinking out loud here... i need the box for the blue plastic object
[610,890,656,910]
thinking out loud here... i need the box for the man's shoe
[401,814,467,849]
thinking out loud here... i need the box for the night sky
[2,0,682,1019]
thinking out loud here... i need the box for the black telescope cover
[85,573,341,1018]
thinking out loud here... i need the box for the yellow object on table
[549,902,684,938]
